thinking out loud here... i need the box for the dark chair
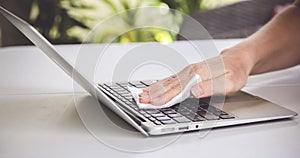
[178,0,294,40]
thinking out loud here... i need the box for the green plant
[30,0,88,44]
[28,0,244,44]
[60,0,182,43]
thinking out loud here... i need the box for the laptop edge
[0,6,149,136]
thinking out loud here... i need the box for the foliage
[28,0,244,44]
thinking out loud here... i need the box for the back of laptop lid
[0,6,148,136]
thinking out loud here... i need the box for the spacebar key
[173,117,191,123]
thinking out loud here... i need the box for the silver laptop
[0,6,297,136]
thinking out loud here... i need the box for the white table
[0,39,299,158]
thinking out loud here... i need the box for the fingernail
[139,97,150,103]
[191,85,203,97]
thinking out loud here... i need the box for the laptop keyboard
[98,81,235,125]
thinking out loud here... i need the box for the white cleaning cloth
[128,75,201,109]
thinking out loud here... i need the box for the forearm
[225,3,300,75]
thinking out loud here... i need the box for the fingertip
[139,92,150,99]
[139,97,150,103]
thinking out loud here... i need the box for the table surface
[0,39,299,158]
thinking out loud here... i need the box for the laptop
[0,6,297,136]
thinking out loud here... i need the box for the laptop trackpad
[198,91,259,104]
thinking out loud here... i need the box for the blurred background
[0,0,293,47]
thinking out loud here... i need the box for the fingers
[191,74,226,98]
[138,76,180,104]
[190,73,237,98]
[139,75,189,106]
[148,77,179,99]
[190,57,226,81]
[190,83,204,97]
[138,57,227,105]
[150,86,182,105]
[139,91,151,103]
[191,80,214,98]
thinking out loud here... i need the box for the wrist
[220,42,258,76]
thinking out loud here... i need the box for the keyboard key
[116,90,129,94]
[117,83,129,87]
[129,81,142,86]
[192,115,206,122]
[128,104,137,108]
[99,84,109,89]
[105,83,119,88]
[220,114,235,119]
[196,110,207,116]
[177,108,190,114]
[161,119,176,124]
[177,107,188,112]
[179,110,193,116]
[135,84,147,88]
[199,102,209,109]
[107,89,116,94]
[143,113,152,118]
[120,98,128,102]
[124,101,133,105]
[124,96,133,100]
[148,117,156,121]
[167,113,183,118]
[202,113,219,120]
[151,113,165,117]
[162,110,177,114]
[109,85,122,89]
[138,110,146,114]
[153,120,162,125]
[187,106,199,112]
[110,86,123,91]
[141,80,155,86]
[122,87,130,91]
[145,109,160,114]
[205,106,225,115]
[156,116,171,121]
[185,113,200,120]
[114,94,122,99]
[173,117,191,123]
[122,95,134,101]
[122,92,132,96]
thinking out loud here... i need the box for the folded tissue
[128,75,201,109]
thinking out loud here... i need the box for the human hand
[138,47,255,106]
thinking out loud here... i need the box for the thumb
[190,79,213,98]
[191,74,227,98]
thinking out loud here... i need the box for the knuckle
[188,63,202,76]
